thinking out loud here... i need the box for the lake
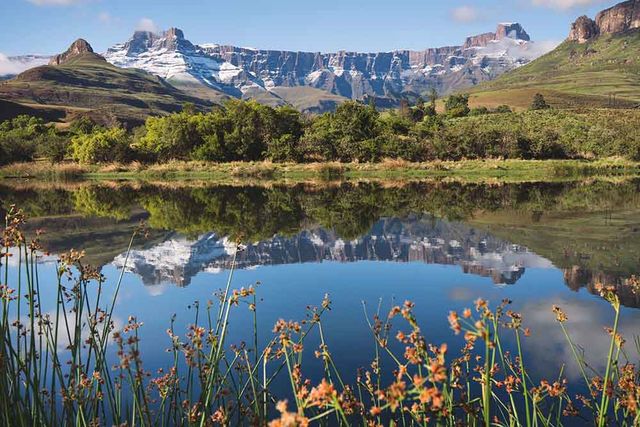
[2,178,640,423]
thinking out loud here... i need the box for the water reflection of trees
[2,180,639,240]
[1,180,639,295]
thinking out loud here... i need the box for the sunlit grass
[2,158,640,184]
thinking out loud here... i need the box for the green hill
[467,29,640,110]
[0,40,212,127]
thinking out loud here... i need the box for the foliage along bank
[1,94,640,166]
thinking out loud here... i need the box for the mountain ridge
[102,23,545,110]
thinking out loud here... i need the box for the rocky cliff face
[48,39,102,66]
[104,23,543,109]
[596,0,640,34]
[568,16,600,43]
[568,0,640,43]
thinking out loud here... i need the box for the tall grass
[1,206,639,425]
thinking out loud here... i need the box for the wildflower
[448,311,461,334]
[594,283,620,310]
[322,294,331,309]
[211,407,227,424]
[552,305,568,323]
[269,400,309,427]
[308,379,337,408]
[474,298,488,312]
[419,386,443,410]
[369,406,382,416]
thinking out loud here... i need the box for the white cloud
[520,297,640,381]
[479,37,562,61]
[98,12,113,24]
[451,6,480,23]
[0,53,49,77]
[531,0,606,10]
[26,0,83,5]
[136,18,158,33]
[0,53,23,76]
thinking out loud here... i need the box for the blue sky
[0,0,615,55]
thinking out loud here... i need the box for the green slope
[467,29,640,110]
[0,53,212,127]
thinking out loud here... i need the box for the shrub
[530,93,550,110]
[70,127,132,164]
[444,94,470,118]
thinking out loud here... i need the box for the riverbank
[1,158,640,183]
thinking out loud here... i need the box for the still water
[2,179,640,405]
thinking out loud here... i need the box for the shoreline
[1,158,639,184]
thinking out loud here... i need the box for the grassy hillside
[0,53,212,127]
[467,29,640,109]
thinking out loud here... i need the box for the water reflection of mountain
[563,267,640,308]
[113,217,553,287]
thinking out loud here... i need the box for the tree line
[1,93,639,166]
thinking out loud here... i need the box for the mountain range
[101,22,541,110]
[0,0,638,123]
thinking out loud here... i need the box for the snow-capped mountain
[103,23,552,108]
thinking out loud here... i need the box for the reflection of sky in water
[8,243,638,401]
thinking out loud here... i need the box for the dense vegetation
[1,95,639,166]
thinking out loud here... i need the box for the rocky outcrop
[568,16,599,43]
[596,0,640,35]
[463,32,498,49]
[568,0,640,43]
[48,39,103,66]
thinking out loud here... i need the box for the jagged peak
[49,38,104,66]
[164,27,185,40]
[495,23,530,41]
[463,23,530,49]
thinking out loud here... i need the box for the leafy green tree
[301,101,380,162]
[423,88,438,117]
[265,106,304,162]
[70,127,131,163]
[136,112,204,161]
[0,115,47,164]
[220,100,270,161]
[37,131,69,163]
[299,114,338,161]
